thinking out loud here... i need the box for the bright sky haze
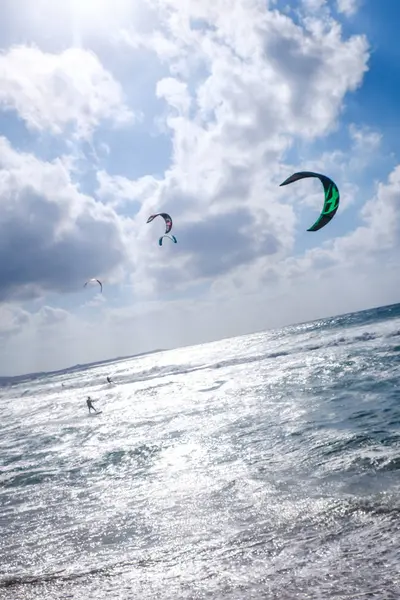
[0,0,399,375]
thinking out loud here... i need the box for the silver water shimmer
[1,304,400,599]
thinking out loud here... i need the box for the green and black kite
[279,171,340,232]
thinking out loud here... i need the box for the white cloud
[302,0,328,11]
[273,161,400,289]
[336,0,359,16]
[112,0,369,297]
[349,124,382,156]
[276,124,382,221]
[96,170,160,209]
[0,136,130,301]
[0,304,30,339]
[0,45,134,139]
[338,164,400,256]
[156,77,192,116]
[36,305,70,327]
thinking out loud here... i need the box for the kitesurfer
[106,376,112,384]
[86,396,98,413]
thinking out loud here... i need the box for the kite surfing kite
[279,171,340,232]
[84,278,103,293]
[159,234,177,246]
[147,212,173,234]
[147,212,177,245]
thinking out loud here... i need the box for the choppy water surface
[1,304,400,599]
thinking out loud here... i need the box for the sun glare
[12,0,145,48]
[70,0,118,26]
[70,0,140,41]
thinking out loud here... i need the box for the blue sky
[0,0,399,375]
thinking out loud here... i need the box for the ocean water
[1,304,400,600]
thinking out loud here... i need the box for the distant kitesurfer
[106,376,112,384]
[86,396,98,413]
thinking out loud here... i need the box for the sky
[0,0,399,375]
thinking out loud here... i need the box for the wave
[120,327,400,388]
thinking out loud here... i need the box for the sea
[1,303,400,600]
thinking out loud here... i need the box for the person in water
[86,396,98,413]
[106,376,112,384]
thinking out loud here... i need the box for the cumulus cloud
[348,124,382,157]
[109,0,369,297]
[96,170,159,209]
[0,304,30,339]
[338,164,400,256]
[302,0,328,11]
[0,45,134,139]
[37,305,70,327]
[156,77,192,116]
[271,160,400,292]
[0,137,129,302]
[336,0,360,16]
